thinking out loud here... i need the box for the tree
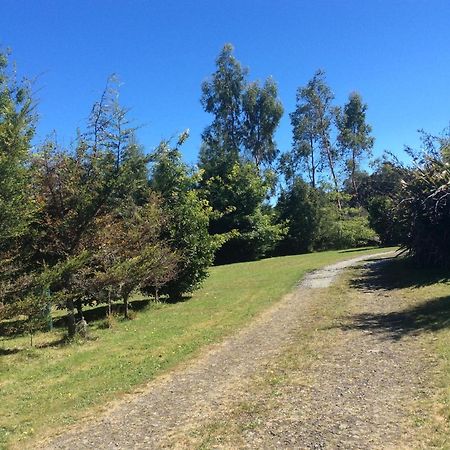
[200,44,246,176]
[288,70,339,195]
[95,198,179,318]
[200,44,283,172]
[242,78,283,169]
[336,92,374,201]
[395,130,450,266]
[149,135,218,298]
[206,161,284,264]
[364,161,405,245]
[276,178,322,254]
[0,49,40,339]
[0,49,36,245]
[26,83,151,336]
[199,44,284,263]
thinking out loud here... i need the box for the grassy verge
[0,247,392,449]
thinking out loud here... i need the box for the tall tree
[0,50,36,245]
[200,44,246,175]
[288,70,338,192]
[199,45,284,263]
[242,78,283,169]
[0,50,38,335]
[27,83,151,336]
[336,92,374,201]
[200,44,283,172]
[149,134,218,298]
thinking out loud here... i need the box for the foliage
[149,136,218,298]
[0,50,41,342]
[200,44,283,172]
[242,78,284,169]
[336,92,374,201]
[276,177,322,254]
[317,206,378,250]
[205,161,284,264]
[396,131,450,266]
[20,82,158,334]
[367,195,404,246]
[199,45,284,263]
[286,70,338,192]
[94,197,179,316]
[359,161,405,245]
[0,50,36,245]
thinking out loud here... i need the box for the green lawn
[0,247,393,449]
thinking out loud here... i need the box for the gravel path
[41,251,418,450]
[227,260,435,449]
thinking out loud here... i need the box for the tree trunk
[123,293,129,319]
[76,299,84,320]
[108,289,112,316]
[324,145,341,210]
[351,149,358,201]
[310,137,316,189]
[66,298,76,338]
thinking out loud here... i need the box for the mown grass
[0,247,393,449]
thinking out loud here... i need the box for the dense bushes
[397,135,450,266]
[276,178,378,255]
[365,131,450,267]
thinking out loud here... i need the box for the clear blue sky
[1,0,449,165]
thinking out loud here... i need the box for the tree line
[0,44,448,342]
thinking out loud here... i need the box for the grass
[0,247,393,449]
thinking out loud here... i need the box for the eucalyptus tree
[288,70,338,193]
[336,92,374,200]
[199,44,284,263]
[200,44,246,176]
[242,78,283,169]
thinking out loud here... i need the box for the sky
[1,0,449,166]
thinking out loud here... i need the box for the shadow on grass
[342,295,450,341]
[0,347,21,355]
[36,336,68,349]
[0,292,192,343]
[341,257,450,341]
[52,298,153,328]
[0,298,158,339]
[338,246,380,254]
[351,256,450,291]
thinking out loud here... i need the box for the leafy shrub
[317,206,378,250]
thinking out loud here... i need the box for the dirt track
[41,252,433,449]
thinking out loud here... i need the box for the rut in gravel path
[40,253,394,450]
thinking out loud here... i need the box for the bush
[317,206,378,250]
[398,153,450,267]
